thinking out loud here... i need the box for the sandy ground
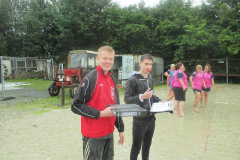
[0,84,240,160]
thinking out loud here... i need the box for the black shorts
[174,87,187,101]
[202,87,211,92]
[193,89,201,94]
[82,136,114,160]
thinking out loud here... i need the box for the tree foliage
[1,0,239,67]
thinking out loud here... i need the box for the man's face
[97,50,115,73]
[139,59,153,74]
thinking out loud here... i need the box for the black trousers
[130,115,156,160]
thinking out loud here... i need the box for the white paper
[150,101,174,112]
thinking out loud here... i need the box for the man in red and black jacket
[71,46,124,160]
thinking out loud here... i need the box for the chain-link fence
[180,58,240,84]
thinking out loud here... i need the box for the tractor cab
[68,50,97,76]
[48,50,98,98]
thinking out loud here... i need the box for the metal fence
[0,56,54,79]
[0,57,5,99]
[0,56,55,100]
[180,58,240,84]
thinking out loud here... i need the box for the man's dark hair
[175,63,183,70]
[140,54,153,62]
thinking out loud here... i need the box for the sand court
[0,84,239,159]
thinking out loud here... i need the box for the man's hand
[118,132,124,146]
[100,107,115,117]
[141,89,153,100]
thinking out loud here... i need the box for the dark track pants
[130,115,156,160]
[82,136,114,160]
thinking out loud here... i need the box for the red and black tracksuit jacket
[71,65,124,138]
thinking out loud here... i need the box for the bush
[17,70,45,79]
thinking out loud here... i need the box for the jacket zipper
[146,76,152,109]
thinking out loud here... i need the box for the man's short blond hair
[98,46,115,56]
[196,65,202,70]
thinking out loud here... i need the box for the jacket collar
[96,65,112,77]
[130,71,149,79]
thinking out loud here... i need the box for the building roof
[69,50,98,55]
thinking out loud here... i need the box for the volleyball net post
[0,56,6,100]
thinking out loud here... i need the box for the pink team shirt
[172,70,188,88]
[191,71,204,90]
[202,72,214,88]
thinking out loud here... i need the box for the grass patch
[118,84,166,96]
[11,88,73,114]
[4,78,167,114]
[16,93,73,111]
[118,88,125,96]
[153,85,166,89]
[6,79,53,91]
[4,78,75,113]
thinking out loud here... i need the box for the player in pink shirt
[172,63,188,117]
[164,64,175,98]
[200,64,215,108]
[189,65,206,112]
[166,65,176,101]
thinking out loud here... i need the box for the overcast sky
[112,0,205,7]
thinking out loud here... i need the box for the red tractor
[48,50,98,98]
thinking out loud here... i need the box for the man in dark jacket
[71,46,124,160]
[124,54,161,160]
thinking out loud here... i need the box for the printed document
[150,101,173,113]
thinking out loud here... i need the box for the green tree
[0,0,14,56]
[53,0,114,61]
[151,0,192,69]
[22,0,59,58]
[206,0,240,56]
[1,0,239,73]
[105,2,152,54]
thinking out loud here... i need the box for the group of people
[164,63,215,117]
[70,45,216,160]
[71,46,160,160]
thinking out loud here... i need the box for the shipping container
[112,54,164,86]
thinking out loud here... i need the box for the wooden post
[61,82,65,107]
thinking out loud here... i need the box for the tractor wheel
[48,82,60,96]
[69,83,79,98]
